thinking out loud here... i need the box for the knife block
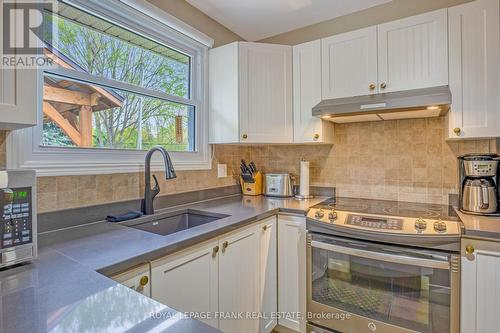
[240,172,263,196]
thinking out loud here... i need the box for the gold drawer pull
[212,245,219,257]
[139,276,149,286]
[465,245,475,255]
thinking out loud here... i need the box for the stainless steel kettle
[462,178,498,214]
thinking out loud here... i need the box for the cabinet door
[0,3,38,130]
[110,263,151,297]
[293,40,334,144]
[150,240,219,329]
[448,0,500,139]
[321,26,378,99]
[377,9,448,93]
[461,239,500,333]
[260,216,277,333]
[209,42,240,144]
[277,215,306,332]
[219,224,260,333]
[239,42,293,143]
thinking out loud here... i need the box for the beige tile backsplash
[2,117,498,213]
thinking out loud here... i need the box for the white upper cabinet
[239,42,293,143]
[448,0,500,139]
[293,40,334,144]
[377,9,449,93]
[321,26,378,99]
[209,42,293,144]
[0,3,38,130]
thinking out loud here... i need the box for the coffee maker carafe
[458,154,500,215]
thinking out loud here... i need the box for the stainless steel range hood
[312,85,452,123]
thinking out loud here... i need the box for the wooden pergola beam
[43,102,82,146]
[44,86,98,106]
[44,49,124,108]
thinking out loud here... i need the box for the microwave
[0,170,37,268]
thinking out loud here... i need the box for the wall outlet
[217,164,227,178]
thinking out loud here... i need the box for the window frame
[7,0,213,176]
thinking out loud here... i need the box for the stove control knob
[328,211,338,221]
[414,217,427,230]
[315,209,325,218]
[434,219,447,232]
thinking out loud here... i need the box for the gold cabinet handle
[369,83,376,90]
[453,127,461,136]
[380,82,387,89]
[262,225,268,231]
[212,245,219,257]
[313,133,320,141]
[139,276,149,286]
[222,241,229,251]
[465,245,475,255]
[242,134,248,139]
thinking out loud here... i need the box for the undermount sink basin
[126,209,230,236]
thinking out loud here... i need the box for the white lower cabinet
[219,223,261,333]
[110,263,151,297]
[461,238,500,333]
[151,216,278,333]
[260,217,278,333]
[151,239,219,328]
[277,215,306,333]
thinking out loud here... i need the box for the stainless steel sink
[125,209,230,236]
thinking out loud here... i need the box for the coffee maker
[458,154,500,215]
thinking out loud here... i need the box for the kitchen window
[8,0,212,175]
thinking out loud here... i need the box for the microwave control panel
[347,214,403,230]
[0,187,32,249]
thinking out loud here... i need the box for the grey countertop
[0,194,325,333]
[456,209,500,240]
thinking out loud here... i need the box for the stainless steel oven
[307,233,460,333]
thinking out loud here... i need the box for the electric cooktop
[306,197,463,250]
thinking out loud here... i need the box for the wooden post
[79,106,93,147]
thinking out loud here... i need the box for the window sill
[12,159,212,176]
[7,131,212,176]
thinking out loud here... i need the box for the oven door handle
[311,240,450,270]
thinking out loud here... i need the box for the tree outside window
[41,2,195,151]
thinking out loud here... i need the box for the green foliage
[43,11,193,151]
[42,122,75,147]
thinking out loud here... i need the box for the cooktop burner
[318,197,458,221]
[307,197,462,250]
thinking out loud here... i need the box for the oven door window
[311,243,451,333]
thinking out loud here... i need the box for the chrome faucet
[142,146,176,215]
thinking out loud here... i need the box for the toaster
[263,173,294,197]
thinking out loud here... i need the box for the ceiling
[186,0,392,41]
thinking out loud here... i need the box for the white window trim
[7,0,213,176]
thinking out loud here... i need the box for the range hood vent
[313,85,452,123]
